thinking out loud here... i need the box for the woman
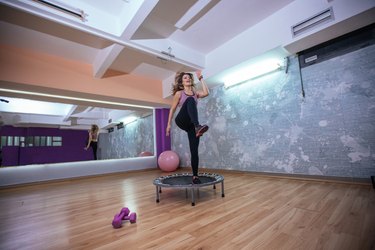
[85,124,99,160]
[166,71,209,184]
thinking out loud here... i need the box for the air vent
[292,8,334,37]
[32,0,88,21]
[298,24,375,68]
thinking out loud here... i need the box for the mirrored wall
[0,95,155,167]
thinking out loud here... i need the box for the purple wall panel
[0,126,24,135]
[1,147,19,166]
[0,126,93,166]
[155,108,171,161]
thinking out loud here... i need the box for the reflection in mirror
[0,96,154,167]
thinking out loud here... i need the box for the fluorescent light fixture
[0,88,154,110]
[224,59,283,88]
[120,115,137,125]
[0,96,73,116]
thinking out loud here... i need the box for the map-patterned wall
[172,44,375,178]
[99,114,154,159]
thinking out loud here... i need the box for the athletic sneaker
[195,125,209,137]
[192,177,201,184]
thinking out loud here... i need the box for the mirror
[0,95,155,167]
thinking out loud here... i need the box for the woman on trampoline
[166,71,209,184]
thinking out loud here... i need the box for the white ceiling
[0,0,298,81]
[1,0,373,82]
[0,0,374,129]
[168,0,296,53]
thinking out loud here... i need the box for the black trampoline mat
[162,176,216,185]
[153,173,224,188]
[153,173,225,205]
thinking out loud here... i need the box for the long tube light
[120,115,138,125]
[0,88,154,110]
[224,59,283,88]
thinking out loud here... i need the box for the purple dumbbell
[112,207,130,229]
[124,212,137,224]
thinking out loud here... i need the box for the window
[52,136,62,146]
[7,136,13,146]
[34,136,40,147]
[14,136,20,146]
[40,136,46,146]
[0,135,63,147]
[1,136,6,148]
[20,136,25,147]
[46,136,52,146]
[26,136,33,147]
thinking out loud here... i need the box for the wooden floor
[0,169,374,250]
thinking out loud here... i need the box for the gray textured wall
[99,114,154,159]
[172,44,375,178]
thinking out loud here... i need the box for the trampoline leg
[221,181,225,198]
[185,188,188,199]
[213,184,216,189]
[156,186,160,203]
[191,188,195,206]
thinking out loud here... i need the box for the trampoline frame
[153,172,225,206]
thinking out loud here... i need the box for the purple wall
[0,126,93,166]
[155,108,171,161]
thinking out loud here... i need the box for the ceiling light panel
[0,96,73,116]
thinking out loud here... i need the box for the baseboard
[2,166,372,189]
[177,167,372,186]
[0,168,158,189]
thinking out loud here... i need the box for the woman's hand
[195,70,209,98]
[196,70,203,81]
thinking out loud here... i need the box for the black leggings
[175,97,200,176]
[90,141,98,160]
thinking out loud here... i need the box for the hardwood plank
[0,169,374,250]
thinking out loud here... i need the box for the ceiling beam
[63,104,78,122]
[92,44,124,78]
[120,0,160,40]
[175,0,214,30]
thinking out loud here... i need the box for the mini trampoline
[153,172,224,206]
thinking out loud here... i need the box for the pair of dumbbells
[112,207,137,229]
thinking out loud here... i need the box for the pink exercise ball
[139,151,153,157]
[158,150,179,172]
